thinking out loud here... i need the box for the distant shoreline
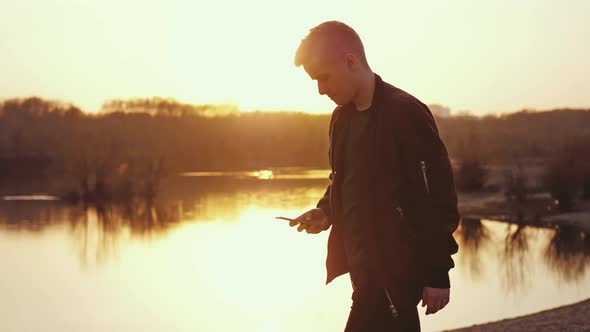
[446,297,590,331]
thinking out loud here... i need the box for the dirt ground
[446,298,590,331]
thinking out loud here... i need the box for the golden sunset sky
[1,0,588,115]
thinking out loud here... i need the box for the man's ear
[344,53,359,71]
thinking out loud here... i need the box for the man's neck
[352,72,376,112]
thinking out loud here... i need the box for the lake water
[1,168,589,332]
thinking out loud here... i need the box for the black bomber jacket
[316,74,460,290]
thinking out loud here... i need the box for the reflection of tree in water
[69,204,121,267]
[0,200,69,232]
[455,218,491,279]
[0,199,184,267]
[0,177,329,267]
[69,200,183,267]
[544,224,590,283]
[499,223,531,293]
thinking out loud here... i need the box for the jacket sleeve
[316,109,337,220]
[403,99,460,289]
[316,182,332,218]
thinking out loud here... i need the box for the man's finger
[424,302,431,313]
[421,293,428,307]
[424,294,435,314]
[427,303,439,315]
[289,220,298,227]
[297,223,306,232]
[431,298,444,314]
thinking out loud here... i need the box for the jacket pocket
[392,204,416,241]
[385,204,419,283]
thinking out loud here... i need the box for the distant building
[428,104,451,118]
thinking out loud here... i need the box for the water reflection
[0,175,330,268]
[181,167,331,180]
[545,224,590,283]
[1,173,590,332]
[456,217,590,291]
[0,199,183,267]
[455,218,491,279]
[0,200,67,231]
[2,180,590,287]
[0,200,182,234]
[73,201,184,266]
[500,223,531,293]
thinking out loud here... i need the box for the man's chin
[330,97,344,105]
[333,99,350,106]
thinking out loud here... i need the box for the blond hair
[294,21,368,67]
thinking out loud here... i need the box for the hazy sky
[1,0,588,115]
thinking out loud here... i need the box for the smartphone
[275,216,318,226]
[275,216,297,223]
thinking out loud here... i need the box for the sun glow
[1,1,588,115]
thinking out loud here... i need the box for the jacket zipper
[384,288,398,318]
[328,114,338,214]
[395,206,404,217]
[420,160,430,195]
[330,170,336,212]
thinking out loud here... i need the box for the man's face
[303,52,356,106]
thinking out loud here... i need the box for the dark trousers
[344,287,421,332]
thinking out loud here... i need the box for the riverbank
[458,190,590,233]
[446,298,590,331]
[452,190,590,332]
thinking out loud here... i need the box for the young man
[289,21,460,331]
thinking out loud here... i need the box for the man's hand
[421,287,450,315]
[289,208,330,234]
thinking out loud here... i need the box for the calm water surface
[1,169,589,332]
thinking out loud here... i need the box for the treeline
[436,109,590,163]
[0,97,328,201]
[0,97,329,175]
[1,97,589,203]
